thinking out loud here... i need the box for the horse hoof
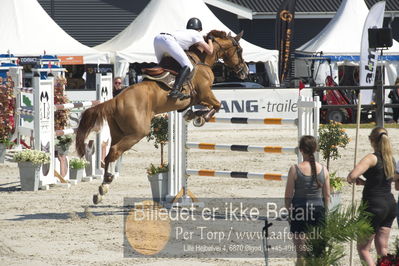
[93,194,102,205]
[193,117,205,127]
[103,173,114,184]
[99,184,109,196]
[183,110,195,121]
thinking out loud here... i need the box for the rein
[212,37,244,74]
[187,53,212,69]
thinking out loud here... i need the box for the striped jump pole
[208,117,297,125]
[55,100,100,111]
[16,87,34,94]
[55,128,77,136]
[16,108,35,116]
[186,169,287,181]
[186,142,297,154]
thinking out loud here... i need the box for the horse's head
[207,30,249,80]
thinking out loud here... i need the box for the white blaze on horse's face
[238,62,249,80]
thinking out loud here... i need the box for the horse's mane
[205,30,227,40]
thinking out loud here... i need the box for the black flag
[275,0,296,83]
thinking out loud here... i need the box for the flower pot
[147,172,168,203]
[69,168,84,182]
[330,192,342,211]
[18,161,41,191]
[0,143,5,163]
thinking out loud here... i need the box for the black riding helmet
[186,17,202,31]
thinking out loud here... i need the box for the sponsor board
[208,88,312,119]
[58,56,84,65]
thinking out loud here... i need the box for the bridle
[212,37,245,75]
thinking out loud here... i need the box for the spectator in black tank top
[347,127,399,266]
[285,135,330,266]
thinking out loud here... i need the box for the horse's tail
[75,100,113,157]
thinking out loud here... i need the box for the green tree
[318,121,350,170]
[146,114,168,166]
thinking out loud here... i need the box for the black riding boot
[169,66,191,100]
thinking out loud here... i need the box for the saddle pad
[142,67,178,76]
[143,65,197,92]
[143,72,176,89]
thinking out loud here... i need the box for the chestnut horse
[75,30,248,204]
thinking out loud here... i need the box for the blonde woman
[347,127,399,266]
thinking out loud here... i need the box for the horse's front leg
[199,89,221,112]
[198,90,221,122]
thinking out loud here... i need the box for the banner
[359,1,385,104]
[275,0,296,83]
[58,56,84,65]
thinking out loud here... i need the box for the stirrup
[168,89,182,98]
[178,93,191,100]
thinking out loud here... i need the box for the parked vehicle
[320,76,355,123]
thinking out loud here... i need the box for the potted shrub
[69,157,88,182]
[14,149,50,191]
[329,171,345,210]
[146,114,169,202]
[318,121,350,208]
[303,203,373,265]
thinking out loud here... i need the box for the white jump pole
[165,111,187,203]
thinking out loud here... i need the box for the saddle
[141,56,195,91]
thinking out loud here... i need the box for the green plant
[329,171,345,193]
[13,149,50,165]
[69,157,89,169]
[146,163,169,175]
[55,135,73,151]
[303,203,373,265]
[146,114,168,172]
[318,121,350,170]
[0,76,15,147]
[0,138,14,148]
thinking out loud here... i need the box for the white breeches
[154,34,194,71]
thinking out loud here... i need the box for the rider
[153,17,214,100]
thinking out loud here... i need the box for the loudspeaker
[368,28,393,48]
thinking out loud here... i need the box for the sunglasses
[114,82,122,85]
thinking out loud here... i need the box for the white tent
[95,0,279,85]
[0,0,109,64]
[295,0,399,85]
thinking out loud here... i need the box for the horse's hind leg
[94,133,147,204]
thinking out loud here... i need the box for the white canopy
[95,0,279,85]
[295,0,399,85]
[0,0,109,64]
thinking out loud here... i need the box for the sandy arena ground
[1,124,399,266]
